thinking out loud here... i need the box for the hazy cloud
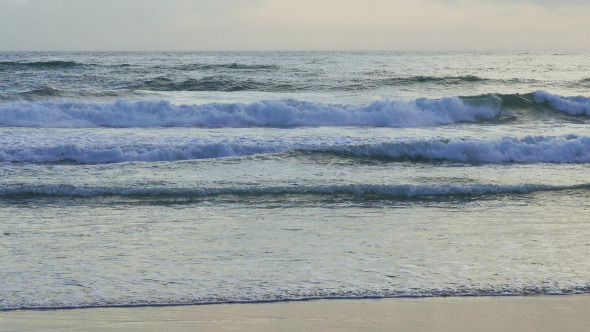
[0,0,588,51]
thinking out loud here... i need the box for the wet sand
[1,295,589,331]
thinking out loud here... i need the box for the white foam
[1,135,589,164]
[0,142,286,164]
[533,90,590,115]
[0,97,499,128]
[333,135,590,163]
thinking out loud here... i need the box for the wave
[172,63,280,71]
[0,142,285,164]
[134,75,491,92]
[377,75,488,86]
[18,86,64,98]
[2,135,589,164]
[336,75,485,91]
[135,76,292,92]
[533,90,590,115]
[324,135,590,163]
[0,97,499,128]
[341,75,540,91]
[1,183,587,198]
[0,89,132,102]
[347,75,488,90]
[0,91,586,128]
[0,60,83,70]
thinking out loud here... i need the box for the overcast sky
[0,0,589,51]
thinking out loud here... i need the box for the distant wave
[135,76,293,92]
[343,75,486,90]
[1,183,587,199]
[18,86,64,98]
[1,88,128,102]
[573,78,590,88]
[340,75,540,91]
[2,136,589,164]
[0,97,499,128]
[172,63,280,71]
[388,74,486,84]
[0,60,83,70]
[134,75,489,92]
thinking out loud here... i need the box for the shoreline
[0,292,587,312]
[2,294,589,331]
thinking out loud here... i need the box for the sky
[0,0,589,51]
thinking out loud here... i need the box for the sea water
[0,51,589,309]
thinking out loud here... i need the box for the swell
[0,60,83,70]
[171,62,280,71]
[2,135,589,164]
[134,75,490,92]
[18,86,64,98]
[1,183,588,199]
[1,88,132,102]
[135,76,295,92]
[340,75,511,91]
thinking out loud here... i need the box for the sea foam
[329,135,590,163]
[1,135,589,164]
[533,90,590,115]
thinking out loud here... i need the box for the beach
[2,0,590,330]
[2,295,589,331]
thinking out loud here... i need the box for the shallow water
[1,51,589,309]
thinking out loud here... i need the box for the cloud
[426,0,590,8]
[0,0,588,51]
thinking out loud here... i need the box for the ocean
[0,51,589,310]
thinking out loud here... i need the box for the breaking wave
[0,97,499,128]
[2,135,589,164]
[0,141,286,164]
[326,135,590,163]
[0,91,586,128]
[533,90,590,115]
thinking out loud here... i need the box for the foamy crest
[1,135,589,164]
[0,142,286,164]
[334,135,590,163]
[0,97,499,128]
[533,90,590,115]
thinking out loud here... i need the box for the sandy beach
[3,1,590,331]
[1,295,589,331]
